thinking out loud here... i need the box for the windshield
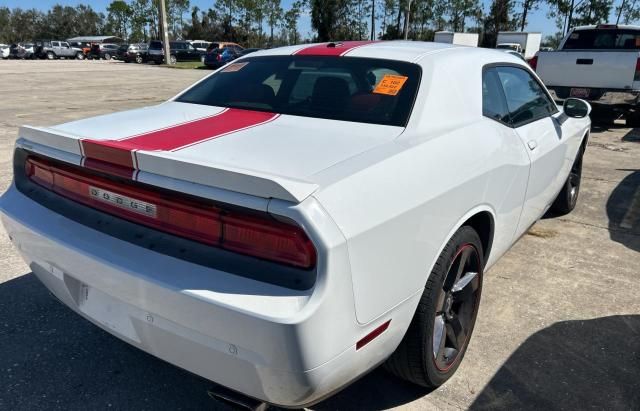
[176,56,421,127]
[563,29,640,49]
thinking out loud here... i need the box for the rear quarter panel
[312,50,533,324]
[313,121,530,324]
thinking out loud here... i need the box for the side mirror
[563,98,591,118]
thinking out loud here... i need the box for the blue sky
[0,0,625,38]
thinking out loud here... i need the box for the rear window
[175,56,421,127]
[563,29,640,49]
[149,41,162,50]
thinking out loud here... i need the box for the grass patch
[163,61,209,70]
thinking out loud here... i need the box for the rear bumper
[547,86,640,107]
[0,184,418,406]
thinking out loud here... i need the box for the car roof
[248,40,522,65]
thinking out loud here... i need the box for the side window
[61,42,69,48]
[482,68,510,124]
[52,41,59,47]
[495,66,557,127]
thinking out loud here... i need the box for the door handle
[527,140,538,150]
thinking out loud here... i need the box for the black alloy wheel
[550,144,584,215]
[386,226,484,388]
[432,243,482,371]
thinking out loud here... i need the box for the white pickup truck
[534,24,640,125]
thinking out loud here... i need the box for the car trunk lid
[17,102,404,203]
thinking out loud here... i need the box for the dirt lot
[0,60,638,410]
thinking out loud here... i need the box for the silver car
[34,40,84,60]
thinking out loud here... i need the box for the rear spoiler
[17,125,319,203]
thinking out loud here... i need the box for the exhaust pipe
[207,384,269,411]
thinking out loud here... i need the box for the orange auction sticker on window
[373,74,408,96]
[221,62,248,72]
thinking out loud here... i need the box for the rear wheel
[550,144,584,215]
[385,226,483,388]
[625,110,640,128]
[75,51,84,60]
[135,54,143,64]
[103,52,111,60]
[46,51,55,60]
[169,54,177,64]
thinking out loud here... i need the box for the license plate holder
[570,87,590,98]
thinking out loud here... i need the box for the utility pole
[159,0,172,65]
[403,0,413,40]
[370,0,376,40]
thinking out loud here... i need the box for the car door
[494,65,569,236]
[179,42,189,60]
[481,67,533,255]
[60,42,73,57]
[186,43,200,60]
[51,41,61,55]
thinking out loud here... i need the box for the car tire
[46,51,55,60]
[385,226,483,388]
[169,55,177,64]
[550,143,584,215]
[104,53,111,60]
[625,110,640,128]
[75,52,84,60]
[135,54,143,64]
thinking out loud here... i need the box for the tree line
[0,0,638,48]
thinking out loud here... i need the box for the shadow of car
[606,170,640,252]
[470,316,640,410]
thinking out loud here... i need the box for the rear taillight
[634,58,640,81]
[25,157,316,269]
[216,53,222,61]
[528,55,538,71]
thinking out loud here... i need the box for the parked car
[121,43,149,64]
[534,24,640,125]
[8,43,33,59]
[0,41,591,408]
[188,40,211,52]
[146,40,203,64]
[68,41,91,57]
[0,44,10,59]
[88,43,120,60]
[33,40,84,60]
[204,46,243,68]
[206,41,244,52]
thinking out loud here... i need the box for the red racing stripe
[293,41,378,56]
[80,108,279,170]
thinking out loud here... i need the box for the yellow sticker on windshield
[222,62,248,72]
[373,74,408,96]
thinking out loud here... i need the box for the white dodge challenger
[0,41,590,407]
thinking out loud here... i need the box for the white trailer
[496,32,542,59]
[433,31,479,47]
